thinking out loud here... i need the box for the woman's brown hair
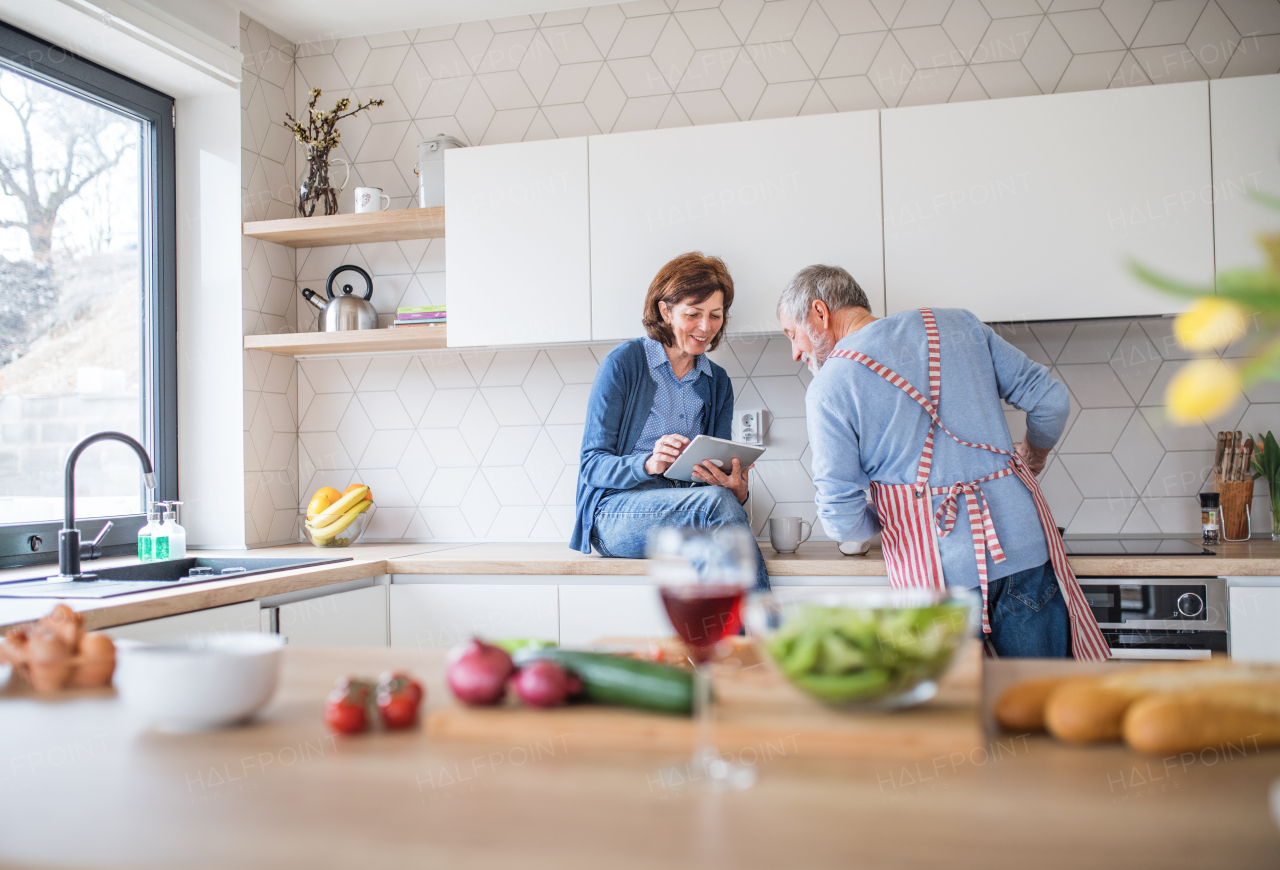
[641,252,734,351]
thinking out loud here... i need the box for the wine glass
[648,525,757,791]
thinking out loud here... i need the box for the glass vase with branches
[284,88,383,217]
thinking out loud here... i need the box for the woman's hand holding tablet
[663,435,766,504]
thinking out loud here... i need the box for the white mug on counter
[354,186,390,214]
[768,516,812,554]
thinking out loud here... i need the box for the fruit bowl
[298,508,370,548]
[744,588,978,710]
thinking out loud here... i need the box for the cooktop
[1060,537,1215,556]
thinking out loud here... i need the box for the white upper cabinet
[882,82,1214,321]
[444,137,591,347]
[588,111,884,341]
[1210,73,1280,273]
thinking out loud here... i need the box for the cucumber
[514,648,693,716]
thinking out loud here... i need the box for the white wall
[176,87,248,548]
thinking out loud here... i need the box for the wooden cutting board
[426,639,984,760]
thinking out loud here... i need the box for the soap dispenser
[138,505,162,562]
[167,500,187,560]
[152,501,172,561]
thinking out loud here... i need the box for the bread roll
[1124,686,1280,755]
[1044,662,1280,745]
[994,677,1075,732]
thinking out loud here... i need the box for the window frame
[0,22,177,569]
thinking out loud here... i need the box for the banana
[308,498,371,534]
[310,485,368,526]
[309,499,371,543]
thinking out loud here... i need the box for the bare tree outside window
[0,69,143,523]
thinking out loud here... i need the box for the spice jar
[1200,492,1221,546]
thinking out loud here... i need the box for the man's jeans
[983,560,1072,658]
[590,477,771,591]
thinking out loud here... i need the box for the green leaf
[1253,431,1280,485]
[1247,190,1280,213]
[1214,270,1280,311]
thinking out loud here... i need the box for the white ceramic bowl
[115,632,285,732]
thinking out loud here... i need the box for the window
[0,23,175,568]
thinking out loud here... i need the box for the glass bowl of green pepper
[744,588,980,710]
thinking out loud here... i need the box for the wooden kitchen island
[2,646,1278,869]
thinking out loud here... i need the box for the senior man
[777,265,1107,659]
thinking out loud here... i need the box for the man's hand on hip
[1016,440,1051,476]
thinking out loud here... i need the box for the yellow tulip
[1166,358,1241,424]
[1173,298,1247,351]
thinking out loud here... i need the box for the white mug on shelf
[353,186,390,214]
[768,516,812,554]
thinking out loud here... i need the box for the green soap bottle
[138,508,161,562]
[152,501,171,561]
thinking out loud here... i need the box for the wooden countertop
[2,646,1278,869]
[390,539,1280,577]
[0,543,454,632]
[3,539,1279,632]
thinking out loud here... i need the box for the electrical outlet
[735,409,763,446]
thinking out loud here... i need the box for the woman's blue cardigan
[570,338,735,553]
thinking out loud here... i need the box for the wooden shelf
[243,326,447,356]
[242,207,445,248]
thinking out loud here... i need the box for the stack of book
[393,306,446,328]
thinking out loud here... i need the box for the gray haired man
[777,265,1108,659]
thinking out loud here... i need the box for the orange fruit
[313,486,342,504]
[343,483,373,502]
[306,494,330,520]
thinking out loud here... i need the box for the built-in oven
[1075,577,1227,660]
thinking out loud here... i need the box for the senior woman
[569,252,770,590]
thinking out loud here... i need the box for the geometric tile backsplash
[238,2,1280,545]
[995,318,1276,538]
[242,15,300,547]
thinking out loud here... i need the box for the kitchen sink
[0,556,352,599]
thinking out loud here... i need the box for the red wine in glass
[660,584,745,663]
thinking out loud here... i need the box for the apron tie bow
[933,482,1007,567]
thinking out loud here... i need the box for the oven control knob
[1176,592,1204,618]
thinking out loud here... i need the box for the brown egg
[1,627,30,666]
[70,633,116,688]
[28,627,71,663]
[27,628,72,691]
[41,604,83,650]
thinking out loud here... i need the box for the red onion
[446,638,514,706]
[512,660,576,708]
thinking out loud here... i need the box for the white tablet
[663,434,766,483]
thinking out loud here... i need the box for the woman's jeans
[590,477,771,591]
[984,560,1071,658]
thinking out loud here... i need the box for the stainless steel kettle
[301,265,377,331]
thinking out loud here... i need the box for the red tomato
[379,671,423,706]
[377,692,419,729]
[325,698,367,734]
[336,676,374,701]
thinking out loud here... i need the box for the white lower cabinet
[387,576,894,652]
[276,585,388,648]
[557,584,672,647]
[1229,586,1280,662]
[103,601,262,642]
[389,584,559,650]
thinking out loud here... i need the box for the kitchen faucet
[59,431,157,580]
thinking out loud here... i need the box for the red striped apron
[829,309,1110,661]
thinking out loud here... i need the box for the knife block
[1214,479,1255,541]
